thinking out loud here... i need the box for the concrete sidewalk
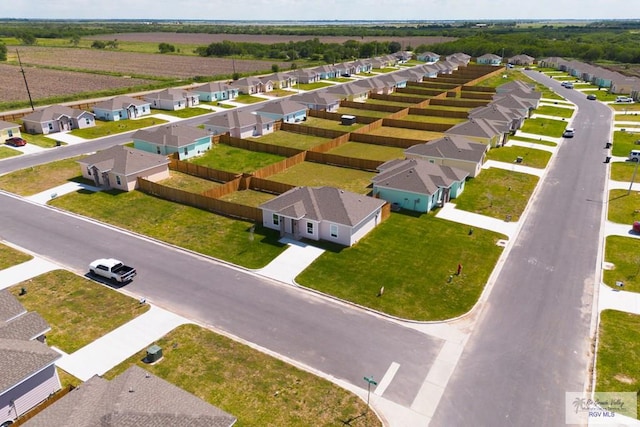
[0,257,60,289]
[26,181,101,204]
[56,304,190,381]
[256,238,325,284]
[436,202,518,239]
[512,130,564,145]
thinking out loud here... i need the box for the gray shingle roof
[22,105,93,123]
[446,118,503,139]
[193,82,234,93]
[132,124,210,148]
[256,99,307,116]
[144,88,197,102]
[25,365,236,427]
[404,135,487,163]
[0,311,50,341]
[0,120,20,131]
[0,338,60,394]
[204,110,274,129]
[373,159,468,195]
[93,96,150,111]
[260,186,385,227]
[0,289,26,322]
[79,145,169,176]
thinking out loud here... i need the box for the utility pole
[16,49,35,111]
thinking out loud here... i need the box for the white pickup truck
[89,258,137,283]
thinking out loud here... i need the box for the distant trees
[271,64,279,72]
[70,34,81,47]
[91,40,106,49]
[0,43,6,61]
[158,42,176,54]
[18,33,36,45]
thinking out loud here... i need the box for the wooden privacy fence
[408,107,469,118]
[280,122,347,139]
[351,118,383,134]
[407,80,460,90]
[462,85,495,93]
[305,150,383,171]
[252,151,307,179]
[170,158,240,183]
[460,91,495,100]
[429,98,490,108]
[349,132,427,149]
[396,87,446,97]
[308,132,350,153]
[369,93,427,104]
[382,118,453,132]
[137,177,263,222]
[308,108,379,124]
[339,100,406,113]
[13,386,75,426]
[246,176,296,194]
[220,134,303,158]
[201,177,241,198]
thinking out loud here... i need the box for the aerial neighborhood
[2,19,640,427]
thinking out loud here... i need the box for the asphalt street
[431,71,612,426]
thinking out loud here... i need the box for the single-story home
[446,118,506,148]
[0,290,61,427]
[372,158,469,212]
[232,76,272,95]
[476,53,503,66]
[326,83,370,102]
[404,135,488,178]
[77,145,170,191]
[255,100,308,123]
[294,69,320,84]
[191,81,239,102]
[261,72,296,89]
[312,65,337,80]
[93,96,152,121]
[144,88,200,111]
[259,186,386,247]
[22,105,95,135]
[507,54,535,66]
[417,51,440,63]
[24,365,237,427]
[468,104,525,132]
[0,120,22,143]
[291,91,341,113]
[133,124,212,160]
[203,110,275,138]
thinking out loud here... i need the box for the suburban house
[143,88,200,111]
[379,73,409,90]
[495,80,535,94]
[397,68,425,83]
[494,86,542,110]
[294,69,320,84]
[291,91,341,113]
[490,94,533,118]
[255,100,308,123]
[476,53,503,66]
[417,51,440,63]
[259,186,386,247]
[372,158,469,213]
[93,96,151,121]
[353,59,373,73]
[354,76,390,95]
[418,64,440,79]
[261,72,297,89]
[22,105,95,135]
[394,51,413,63]
[0,120,22,142]
[507,54,535,66]
[446,52,472,67]
[446,118,506,147]
[312,65,337,80]
[327,83,370,102]
[192,81,239,102]
[404,135,488,178]
[24,365,237,427]
[77,145,170,191]
[203,110,275,138]
[133,124,212,160]
[232,76,272,95]
[468,104,525,133]
[610,75,640,95]
[0,290,61,426]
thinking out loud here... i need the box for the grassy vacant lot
[10,270,149,353]
[610,162,640,182]
[297,214,504,320]
[49,189,286,269]
[0,242,32,269]
[508,136,557,147]
[296,81,333,91]
[190,143,285,173]
[71,117,168,139]
[368,126,443,141]
[0,156,86,196]
[603,236,640,292]
[597,310,640,419]
[607,189,640,224]
[534,105,574,119]
[158,171,221,193]
[267,162,375,194]
[327,141,404,161]
[250,130,332,150]
[300,116,365,132]
[486,146,551,169]
[105,324,379,427]
[218,189,276,207]
[520,117,568,138]
[0,146,21,159]
[150,107,212,118]
[612,131,640,157]
[454,168,539,221]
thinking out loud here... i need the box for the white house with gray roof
[22,105,95,135]
[0,120,22,143]
[405,135,488,178]
[255,100,308,123]
[203,110,275,138]
[291,91,341,113]
[133,124,212,160]
[372,158,468,212]
[77,145,170,191]
[143,88,200,111]
[93,96,151,121]
[24,365,236,427]
[259,186,386,247]
[192,81,239,102]
[446,118,507,147]
[0,290,61,426]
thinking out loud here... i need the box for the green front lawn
[0,242,32,269]
[295,82,333,91]
[71,117,168,139]
[190,143,285,174]
[19,133,65,148]
[603,236,640,292]
[234,94,268,104]
[508,136,557,147]
[49,189,286,269]
[486,145,551,169]
[520,117,568,138]
[610,162,640,182]
[150,107,212,118]
[267,162,375,194]
[454,168,539,221]
[615,113,640,122]
[534,105,575,119]
[611,104,640,112]
[104,324,379,427]
[0,146,21,159]
[596,310,640,419]
[607,189,640,224]
[612,131,640,157]
[297,214,505,320]
[0,156,86,196]
[11,270,149,353]
[326,141,404,161]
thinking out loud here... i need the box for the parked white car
[615,96,634,103]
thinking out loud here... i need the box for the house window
[87,167,92,176]
[116,176,121,185]
[85,118,91,125]
[48,123,54,130]
[183,147,188,156]
[267,124,270,130]
[142,107,147,112]
[7,130,13,137]
[156,147,161,154]
[118,111,123,119]
[330,224,338,238]
[307,222,313,234]
[272,214,279,226]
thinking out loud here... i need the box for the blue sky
[3,0,640,21]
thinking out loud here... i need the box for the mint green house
[132,124,212,160]
[372,159,468,212]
